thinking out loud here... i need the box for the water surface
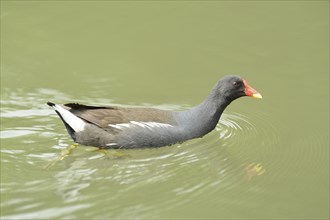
[1,1,329,219]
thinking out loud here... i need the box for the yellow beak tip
[252,93,263,99]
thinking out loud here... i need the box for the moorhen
[47,75,262,149]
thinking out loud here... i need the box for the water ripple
[2,88,327,219]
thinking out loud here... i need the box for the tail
[47,102,86,140]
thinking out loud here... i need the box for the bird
[47,75,262,149]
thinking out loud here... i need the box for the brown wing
[63,103,175,128]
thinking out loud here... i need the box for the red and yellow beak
[243,79,262,99]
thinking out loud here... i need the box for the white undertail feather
[51,104,86,132]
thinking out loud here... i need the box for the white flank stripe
[52,104,86,132]
[109,124,130,130]
[131,121,149,128]
[109,121,173,130]
[106,143,119,146]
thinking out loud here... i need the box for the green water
[1,1,329,219]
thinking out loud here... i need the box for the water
[1,1,329,219]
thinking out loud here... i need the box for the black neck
[173,92,230,139]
